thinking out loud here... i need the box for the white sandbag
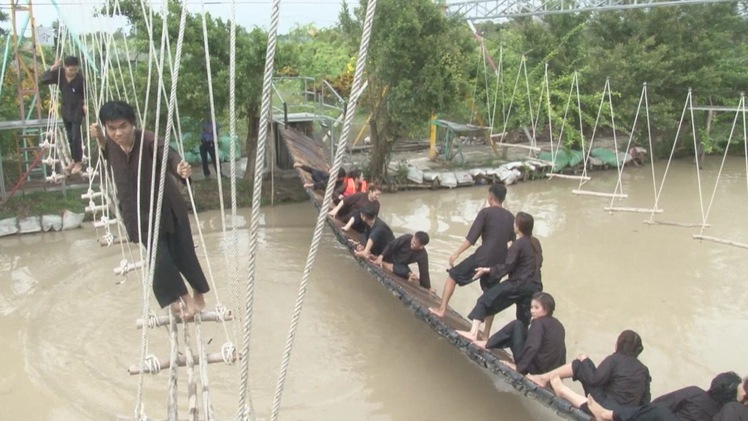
[504,161,525,170]
[18,216,42,234]
[407,167,424,184]
[42,214,63,232]
[0,218,18,237]
[440,172,458,188]
[495,166,514,181]
[502,169,523,185]
[453,171,474,186]
[468,168,487,177]
[62,209,85,230]
[422,171,440,182]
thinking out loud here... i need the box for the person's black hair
[63,56,80,67]
[531,292,555,316]
[489,183,507,203]
[616,330,644,358]
[414,231,430,246]
[337,168,346,180]
[349,169,362,179]
[99,100,136,125]
[360,204,378,220]
[707,372,742,405]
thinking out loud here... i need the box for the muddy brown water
[1,157,747,420]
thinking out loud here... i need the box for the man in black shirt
[41,56,86,175]
[328,185,382,232]
[429,183,515,337]
[353,205,395,260]
[374,231,432,289]
[90,101,209,319]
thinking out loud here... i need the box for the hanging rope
[269,0,378,419]
[689,92,707,227]
[698,95,745,236]
[607,83,647,209]
[236,0,282,418]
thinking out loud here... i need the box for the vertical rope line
[689,92,707,226]
[609,85,645,208]
[498,55,524,147]
[236,0,281,418]
[269,0,378,419]
[227,0,242,341]
[644,84,658,209]
[649,91,691,223]
[579,78,607,186]
[699,95,744,235]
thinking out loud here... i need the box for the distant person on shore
[456,211,543,341]
[90,100,209,319]
[353,205,395,260]
[586,371,742,421]
[199,114,222,178]
[374,231,432,289]
[328,185,382,233]
[341,168,368,198]
[41,56,85,176]
[528,330,651,416]
[293,162,347,202]
[429,183,515,339]
[471,292,565,376]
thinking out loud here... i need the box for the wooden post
[194,315,214,421]
[182,318,198,421]
[168,310,179,421]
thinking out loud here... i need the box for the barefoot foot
[456,330,478,341]
[587,394,611,421]
[428,307,445,318]
[474,340,488,350]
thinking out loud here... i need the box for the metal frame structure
[446,0,741,21]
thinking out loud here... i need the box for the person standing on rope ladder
[41,56,86,176]
[90,101,210,318]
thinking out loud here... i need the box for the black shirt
[102,130,187,243]
[650,386,722,421]
[488,236,542,285]
[40,68,85,122]
[361,219,395,256]
[515,315,566,375]
[338,192,380,221]
[465,206,515,267]
[574,352,652,407]
[713,402,748,421]
[381,233,431,288]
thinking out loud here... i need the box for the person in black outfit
[374,231,431,289]
[429,183,515,338]
[713,378,748,421]
[328,185,382,233]
[293,162,347,201]
[473,292,565,376]
[199,115,221,178]
[41,56,86,175]
[89,101,210,319]
[528,330,652,415]
[353,204,395,259]
[456,211,543,341]
[586,371,742,421]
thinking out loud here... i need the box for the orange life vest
[342,178,368,196]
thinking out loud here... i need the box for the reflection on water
[1,157,747,420]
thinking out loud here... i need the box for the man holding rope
[90,100,209,318]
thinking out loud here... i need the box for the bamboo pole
[182,319,198,421]
[128,351,239,375]
[642,220,703,226]
[491,141,541,152]
[547,174,591,181]
[136,310,234,329]
[573,190,627,199]
[603,207,663,214]
[693,234,748,249]
[194,315,214,421]
[168,312,179,421]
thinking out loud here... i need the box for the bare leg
[429,277,457,318]
[550,376,587,408]
[381,262,394,272]
[456,319,482,341]
[527,361,574,387]
[587,395,614,421]
[482,315,494,340]
[192,292,206,313]
[342,217,354,231]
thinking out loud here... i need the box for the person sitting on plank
[353,204,395,260]
[328,184,382,233]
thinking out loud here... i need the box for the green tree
[345,0,473,181]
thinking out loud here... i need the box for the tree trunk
[368,118,390,182]
[244,101,260,180]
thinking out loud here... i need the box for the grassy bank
[0,177,309,220]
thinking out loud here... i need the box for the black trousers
[200,141,219,176]
[64,120,83,163]
[486,319,527,356]
[467,280,540,327]
[147,220,210,308]
[609,404,681,421]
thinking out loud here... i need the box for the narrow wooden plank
[693,234,748,249]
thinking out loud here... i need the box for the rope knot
[144,354,161,374]
[221,342,236,365]
[214,304,228,321]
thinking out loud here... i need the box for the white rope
[698,95,745,236]
[269,0,378,418]
[521,57,536,153]
[498,55,525,147]
[688,92,707,227]
[608,83,647,208]
[647,91,692,223]
[574,72,586,172]
[236,0,281,419]
[550,73,577,165]
[543,63,553,159]
[578,79,608,186]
